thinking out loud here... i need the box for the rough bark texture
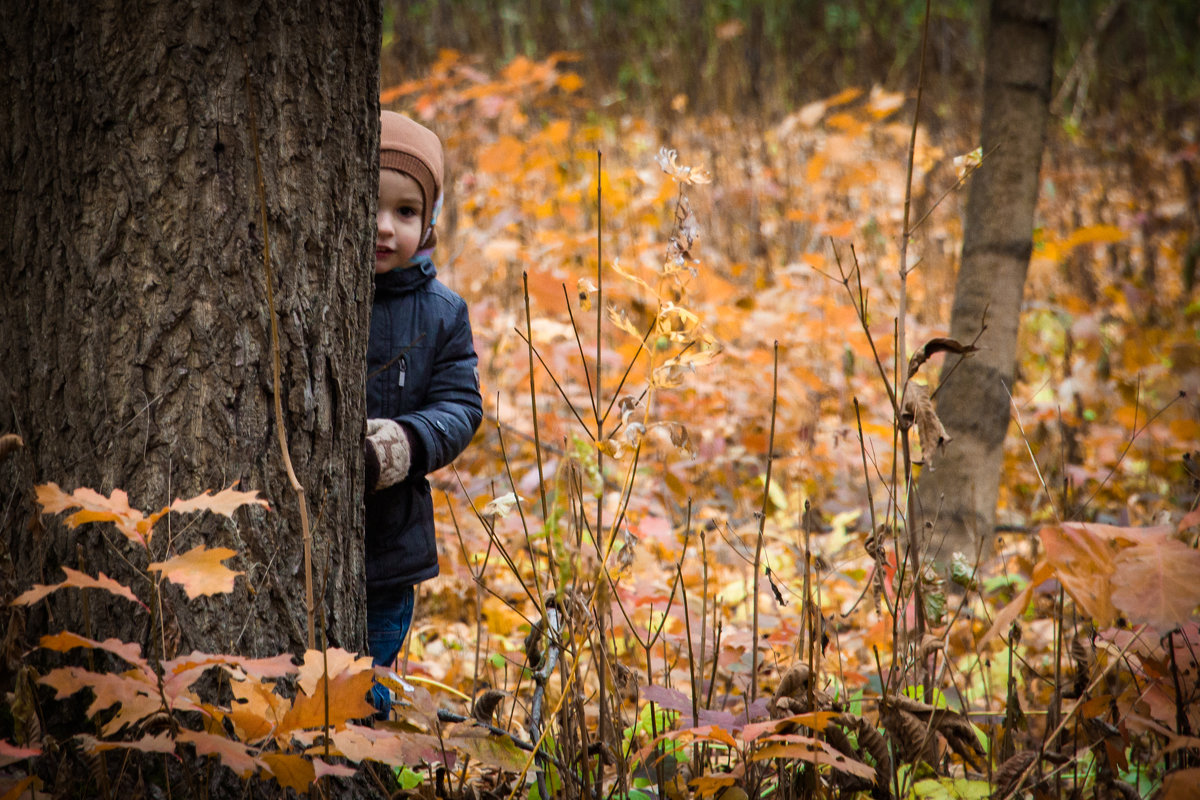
[917,0,1057,560]
[1,0,378,669]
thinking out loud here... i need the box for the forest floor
[381,52,1200,799]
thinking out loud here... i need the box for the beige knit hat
[380,111,444,248]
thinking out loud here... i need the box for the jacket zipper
[398,354,407,389]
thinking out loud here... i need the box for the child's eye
[397,205,419,218]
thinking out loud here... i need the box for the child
[364,111,483,715]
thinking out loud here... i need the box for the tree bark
[1,0,378,664]
[917,0,1057,561]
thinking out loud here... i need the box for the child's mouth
[375,248,393,259]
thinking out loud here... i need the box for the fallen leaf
[1110,539,1200,631]
[446,722,529,773]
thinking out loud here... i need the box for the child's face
[376,170,425,274]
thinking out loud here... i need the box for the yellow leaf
[1061,224,1126,252]
[148,545,243,599]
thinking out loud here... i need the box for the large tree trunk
[1,0,378,667]
[917,0,1057,561]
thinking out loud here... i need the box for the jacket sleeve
[396,298,483,475]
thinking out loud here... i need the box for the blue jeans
[367,585,415,718]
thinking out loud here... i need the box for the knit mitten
[365,418,412,491]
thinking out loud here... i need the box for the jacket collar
[375,258,437,296]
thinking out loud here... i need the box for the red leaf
[1110,539,1200,631]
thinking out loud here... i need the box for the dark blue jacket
[366,261,482,594]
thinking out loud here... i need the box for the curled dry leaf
[471,688,507,725]
[907,336,978,378]
[900,382,950,464]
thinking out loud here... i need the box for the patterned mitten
[365,418,412,491]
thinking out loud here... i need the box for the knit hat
[380,111,444,250]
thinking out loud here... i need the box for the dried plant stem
[750,341,780,703]
[244,60,314,649]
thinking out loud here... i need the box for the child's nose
[377,212,393,237]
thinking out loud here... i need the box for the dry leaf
[260,752,316,792]
[900,382,950,463]
[296,648,373,696]
[1110,539,1200,631]
[446,722,529,773]
[177,729,262,778]
[39,631,147,669]
[13,567,144,609]
[148,545,243,599]
[907,337,978,377]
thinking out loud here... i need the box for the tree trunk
[917,0,1056,561]
[1,0,378,665]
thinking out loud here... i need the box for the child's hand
[364,419,412,491]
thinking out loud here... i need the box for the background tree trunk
[1,0,378,664]
[917,0,1057,561]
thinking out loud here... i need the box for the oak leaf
[36,483,148,546]
[313,758,358,779]
[39,631,147,669]
[40,666,162,734]
[261,752,315,792]
[167,483,269,517]
[148,545,242,599]
[176,729,262,778]
[326,724,444,767]
[14,567,144,610]
[296,648,373,696]
[78,732,175,755]
[278,662,375,736]
[228,678,291,743]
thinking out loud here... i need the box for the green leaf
[395,766,425,790]
[912,776,991,799]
